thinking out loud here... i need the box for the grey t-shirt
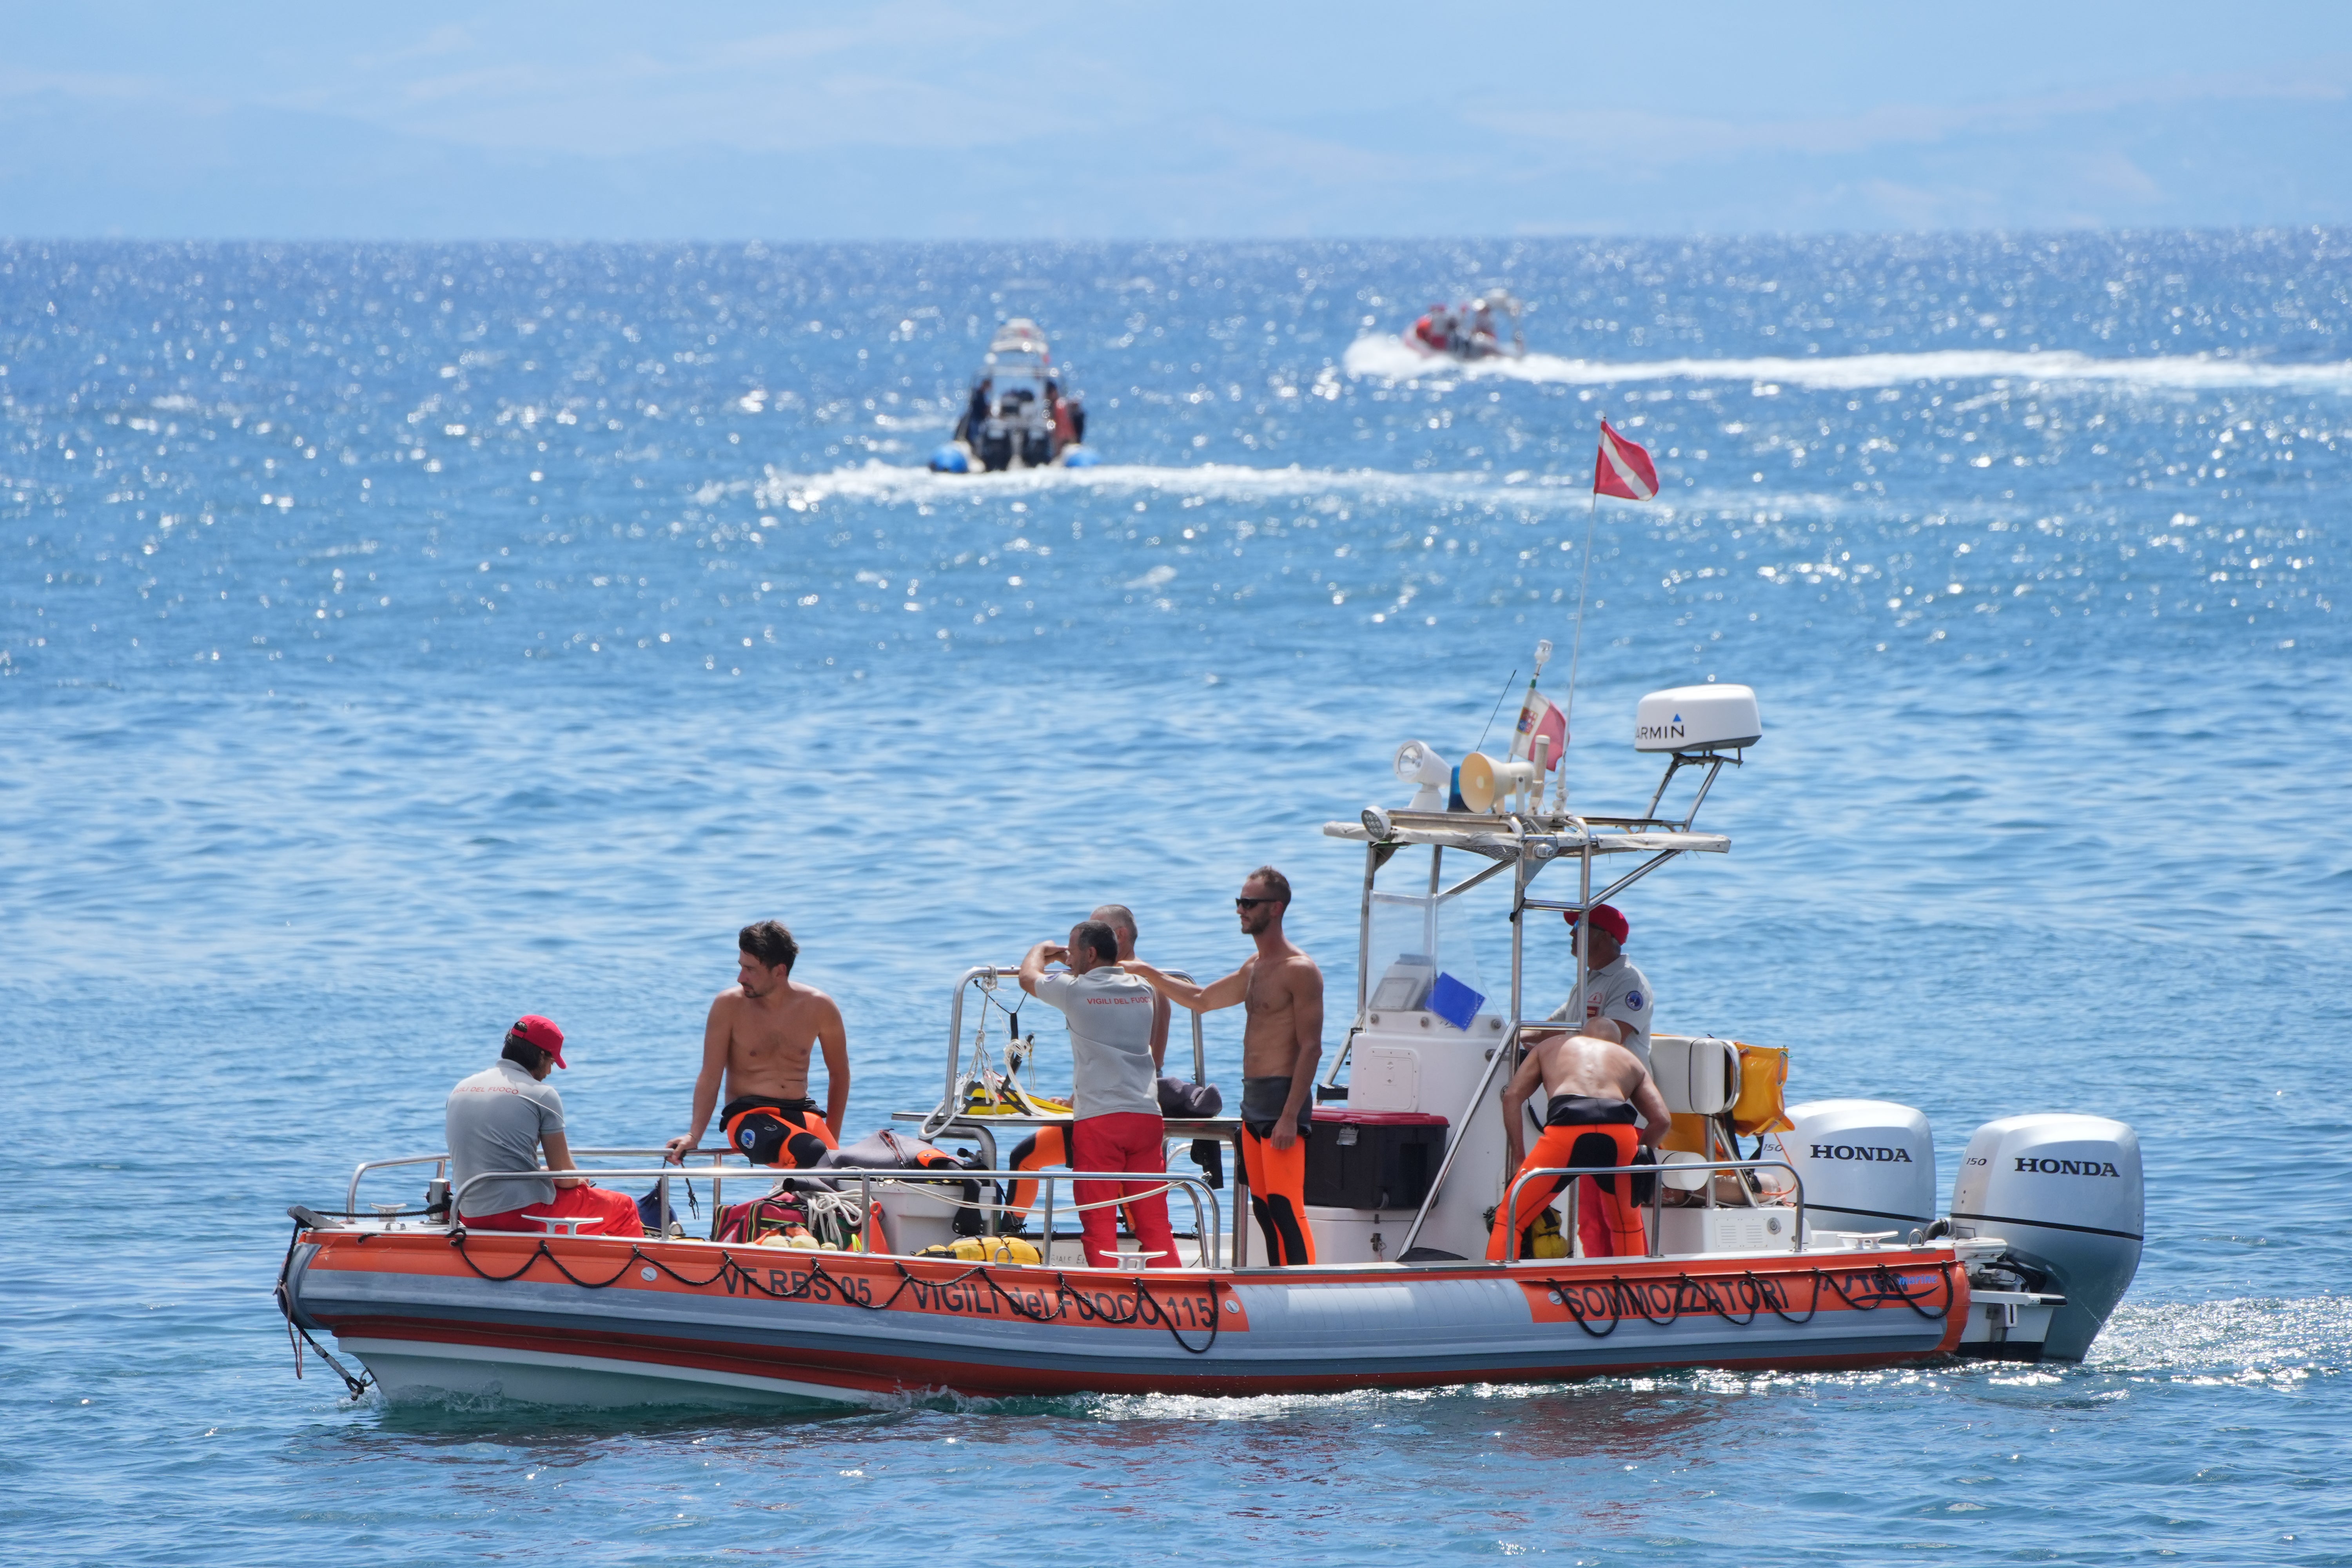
[1547,956,1655,1070]
[1033,969,1162,1120]
[446,1059,565,1218]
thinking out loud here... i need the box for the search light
[1392,740,1452,812]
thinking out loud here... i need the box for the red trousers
[1487,1123,1646,1261]
[467,1181,644,1238]
[1071,1112,1178,1269]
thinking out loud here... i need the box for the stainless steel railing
[439,1165,1226,1269]
[1499,1158,1807,1264]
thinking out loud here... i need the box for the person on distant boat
[445,1015,644,1236]
[1467,299,1498,355]
[1123,866,1323,1266]
[664,921,850,1172]
[1489,1029,1671,1261]
[1019,919,1180,1269]
[1005,903,1172,1225]
[1046,380,1082,456]
[1541,903,1653,1069]
[960,377,993,444]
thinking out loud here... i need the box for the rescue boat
[927,318,1098,473]
[277,662,2142,1409]
[1403,292,1526,361]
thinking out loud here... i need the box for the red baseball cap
[507,1014,567,1068]
[1563,903,1630,943]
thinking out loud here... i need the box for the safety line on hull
[1544,1263,1953,1341]
[277,1222,375,1399]
[438,1232,1226,1355]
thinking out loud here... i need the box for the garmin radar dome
[1949,1113,2144,1361]
[1771,1101,1938,1241]
[1635,684,1761,753]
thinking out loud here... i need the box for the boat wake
[752,459,1590,514]
[1342,336,2352,394]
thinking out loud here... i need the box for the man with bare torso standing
[664,920,851,1171]
[1490,1029,1670,1261]
[1123,866,1323,1266]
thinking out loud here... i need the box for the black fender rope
[1540,1259,1955,1339]
[437,1231,1225,1355]
[276,1221,374,1398]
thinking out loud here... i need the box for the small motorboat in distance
[1405,292,1526,361]
[930,319,1098,473]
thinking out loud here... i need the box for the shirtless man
[664,920,850,1171]
[1123,866,1323,1265]
[1489,1030,1670,1261]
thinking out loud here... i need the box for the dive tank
[1769,1100,1936,1240]
[1948,1114,2143,1361]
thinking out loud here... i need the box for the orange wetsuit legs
[1486,1122,1645,1261]
[1240,1126,1317,1265]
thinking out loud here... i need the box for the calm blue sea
[4,234,2349,1565]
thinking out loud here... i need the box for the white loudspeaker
[1458,751,1541,813]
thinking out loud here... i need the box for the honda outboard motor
[1948,1114,2142,1361]
[1769,1100,1936,1240]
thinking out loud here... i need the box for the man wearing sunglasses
[1122,867,1323,1265]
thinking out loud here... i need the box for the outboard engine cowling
[1949,1114,2143,1361]
[1770,1100,1936,1240]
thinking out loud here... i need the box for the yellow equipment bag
[918,1235,1044,1266]
[1729,1042,1793,1136]
[1526,1207,1571,1259]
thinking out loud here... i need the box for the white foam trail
[756,459,1588,512]
[1342,335,2352,393]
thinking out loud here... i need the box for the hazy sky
[5,1,2352,238]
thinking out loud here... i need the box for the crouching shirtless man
[1490,1029,1671,1261]
[666,920,851,1171]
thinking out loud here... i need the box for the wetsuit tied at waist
[1488,1095,1648,1261]
[720,1094,838,1171]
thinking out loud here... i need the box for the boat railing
[347,1147,752,1218]
[445,1165,1225,1269]
[935,963,1209,1138]
[1501,1159,1808,1265]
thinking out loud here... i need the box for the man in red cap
[1533,903,1657,1258]
[444,1015,644,1236]
[1544,902,1653,1069]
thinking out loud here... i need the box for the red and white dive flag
[1511,685,1568,771]
[1592,420,1658,501]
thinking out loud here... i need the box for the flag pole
[1557,418,1603,812]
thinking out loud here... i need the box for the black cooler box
[1304,1110,1448,1210]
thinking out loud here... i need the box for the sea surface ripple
[2,234,2347,1565]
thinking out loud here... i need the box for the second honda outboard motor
[1770,1100,1938,1240]
[1948,1113,2143,1361]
